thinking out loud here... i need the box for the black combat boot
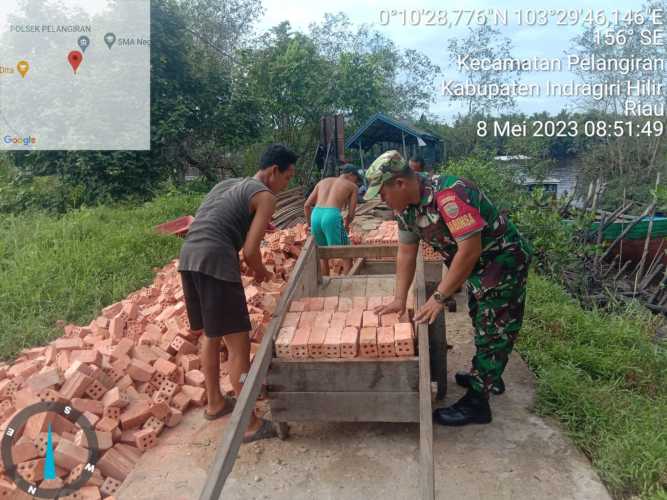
[433,389,492,426]
[455,371,505,395]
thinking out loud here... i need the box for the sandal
[242,418,278,443]
[203,395,236,420]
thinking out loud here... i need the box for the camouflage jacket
[396,174,532,298]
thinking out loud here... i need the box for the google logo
[3,135,37,146]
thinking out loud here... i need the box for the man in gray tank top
[178,144,297,442]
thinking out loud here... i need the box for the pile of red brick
[351,221,442,262]
[275,296,416,360]
[0,224,309,499]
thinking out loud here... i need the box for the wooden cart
[199,239,447,500]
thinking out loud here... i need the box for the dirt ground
[118,290,611,500]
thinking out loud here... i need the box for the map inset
[0,0,150,150]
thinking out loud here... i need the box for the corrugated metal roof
[346,112,441,149]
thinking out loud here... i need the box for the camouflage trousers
[466,274,528,397]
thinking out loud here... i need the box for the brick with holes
[394,323,415,356]
[288,328,309,359]
[134,428,158,451]
[142,415,165,436]
[54,439,88,472]
[288,299,306,312]
[323,324,343,358]
[153,358,177,379]
[180,385,205,406]
[323,296,339,311]
[359,327,378,358]
[345,309,363,328]
[275,327,295,358]
[127,359,155,383]
[179,354,200,371]
[297,311,319,330]
[119,401,152,431]
[337,296,352,312]
[340,327,359,358]
[377,326,396,357]
[281,312,301,328]
[84,379,107,401]
[305,297,324,311]
[184,369,205,387]
[352,296,367,310]
[306,324,327,359]
[362,310,379,328]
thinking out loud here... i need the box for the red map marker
[68,51,83,73]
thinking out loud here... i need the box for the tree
[447,25,520,115]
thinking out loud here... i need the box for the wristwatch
[432,291,448,304]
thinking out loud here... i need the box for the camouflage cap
[363,150,410,201]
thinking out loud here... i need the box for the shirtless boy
[304,164,363,275]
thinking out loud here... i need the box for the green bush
[0,192,202,360]
[520,275,667,499]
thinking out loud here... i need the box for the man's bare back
[311,176,357,210]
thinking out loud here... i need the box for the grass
[0,192,201,360]
[518,275,667,499]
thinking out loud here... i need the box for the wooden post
[401,131,407,158]
[634,172,661,291]
[358,140,364,169]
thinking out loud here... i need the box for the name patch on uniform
[435,189,486,239]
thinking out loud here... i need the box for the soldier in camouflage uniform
[367,150,532,426]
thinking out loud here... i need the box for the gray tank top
[178,177,271,282]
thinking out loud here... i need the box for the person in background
[305,164,363,275]
[178,144,297,442]
[409,156,426,173]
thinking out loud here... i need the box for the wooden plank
[350,275,367,296]
[348,258,365,276]
[319,244,398,260]
[359,260,395,276]
[319,277,341,297]
[415,248,435,500]
[267,358,419,392]
[269,392,419,422]
[198,237,317,500]
[365,276,384,296]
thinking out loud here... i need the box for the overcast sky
[259,0,627,121]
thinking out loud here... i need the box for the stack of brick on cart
[353,220,442,262]
[0,224,309,499]
[275,295,416,360]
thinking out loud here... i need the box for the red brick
[119,401,153,430]
[352,296,367,310]
[359,327,378,358]
[275,327,295,358]
[337,297,352,312]
[116,374,134,391]
[142,415,165,435]
[8,359,42,379]
[382,295,394,305]
[109,313,128,340]
[381,313,399,327]
[26,368,62,393]
[180,385,205,406]
[323,325,343,358]
[305,297,324,311]
[54,439,88,471]
[127,359,155,382]
[307,324,327,358]
[149,401,170,420]
[60,372,93,400]
[170,391,190,412]
[71,349,102,366]
[168,335,197,356]
[394,323,415,356]
[83,379,107,401]
[184,369,205,387]
[134,428,157,450]
[297,311,319,329]
[281,312,301,328]
[100,475,122,496]
[74,429,113,450]
[340,327,359,358]
[153,358,177,378]
[71,398,104,415]
[377,326,396,357]
[95,416,119,433]
[97,447,134,481]
[288,299,306,312]
[367,296,383,310]
[289,328,310,359]
[112,338,135,359]
[102,302,123,319]
[11,438,39,463]
[165,408,183,427]
[323,296,339,311]
[13,388,41,409]
[54,338,85,351]
[17,458,46,483]
[102,387,130,409]
[179,354,200,371]
[362,310,379,328]
[345,309,363,328]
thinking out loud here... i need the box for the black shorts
[179,271,252,337]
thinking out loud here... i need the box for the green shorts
[311,206,349,246]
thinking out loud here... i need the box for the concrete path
[118,291,611,500]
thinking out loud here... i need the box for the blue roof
[346,113,441,150]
